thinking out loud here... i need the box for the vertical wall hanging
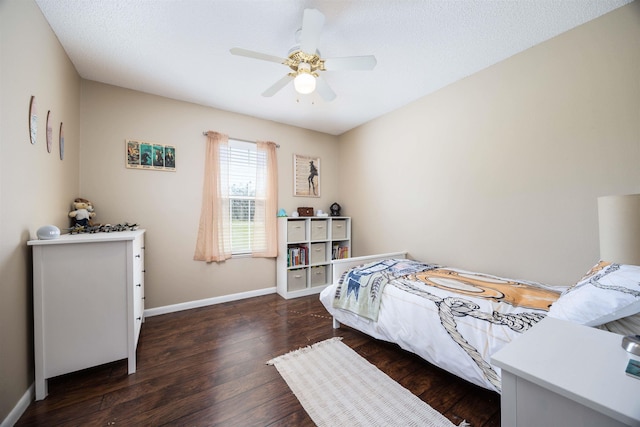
[293,153,320,197]
[46,111,53,153]
[29,96,37,145]
[59,122,65,160]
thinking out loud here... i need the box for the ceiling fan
[230,8,377,102]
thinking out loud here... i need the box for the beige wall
[0,0,81,419]
[339,2,640,286]
[79,81,340,308]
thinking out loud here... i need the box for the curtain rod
[202,132,280,148]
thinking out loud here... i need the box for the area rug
[267,337,468,427]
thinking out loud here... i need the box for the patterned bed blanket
[329,258,563,392]
[332,259,439,321]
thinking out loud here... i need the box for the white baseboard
[144,286,276,317]
[1,383,34,427]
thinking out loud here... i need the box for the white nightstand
[492,317,640,427]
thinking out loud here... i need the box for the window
[228,139,258,254]
[194,132,277,263]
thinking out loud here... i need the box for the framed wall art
[126,139,176,171]
[293,153,320,197]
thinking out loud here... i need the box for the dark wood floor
[16,293,500,426]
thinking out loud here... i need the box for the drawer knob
[135,254,141,258]
[136,283,142,287]
[137,316,142,321]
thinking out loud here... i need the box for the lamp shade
[598,194,640,266]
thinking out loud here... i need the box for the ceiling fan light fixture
[229,8,375,101]
[294,73,316,94]
[294,62,316,94]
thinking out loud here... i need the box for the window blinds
[228,139,261,254]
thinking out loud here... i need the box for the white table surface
[492,317,640,426]
[28,229,144,245]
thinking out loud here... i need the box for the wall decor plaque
[126,139,176,171]
[59,122,64,160]
[46,111,53,153]
[29,96,37,145]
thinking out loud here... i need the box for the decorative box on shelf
[297,207,314,217]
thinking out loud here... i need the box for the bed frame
[330,251,408,328]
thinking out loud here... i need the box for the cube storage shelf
[277,216,351,299]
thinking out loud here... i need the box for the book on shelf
[287,245,308,267]
[332,244,349,260]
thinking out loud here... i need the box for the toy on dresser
[68,197,96,228]
[67,197,139,234]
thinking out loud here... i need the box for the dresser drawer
[310,242,326,264]
[287,220,306,242]
[310,220,328,241]
[287,269,307,291]
[310,265,327,286]
[331,220,347,240]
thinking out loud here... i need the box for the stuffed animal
[68,197,96,227]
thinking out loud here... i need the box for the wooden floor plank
[16,293,499,426]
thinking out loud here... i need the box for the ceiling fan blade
[230,47,287,64]
[262,75,294,97]
[323,55,377,71]
[315,75,336,102]
[300,9,325,54]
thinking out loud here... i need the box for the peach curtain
[252,141,278,257]
[194,131,232,262]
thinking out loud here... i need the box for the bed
[319,252,640,393]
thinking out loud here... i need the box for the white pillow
[547,261,640,327]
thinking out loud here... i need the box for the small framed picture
[164,146,176,169]
[126,140,140,166]
[293,154,320,197]
[140,143,152,167]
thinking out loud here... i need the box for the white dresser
[28,230,145,400]
[492,317,640,427]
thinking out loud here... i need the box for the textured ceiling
[35,0,632,135]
